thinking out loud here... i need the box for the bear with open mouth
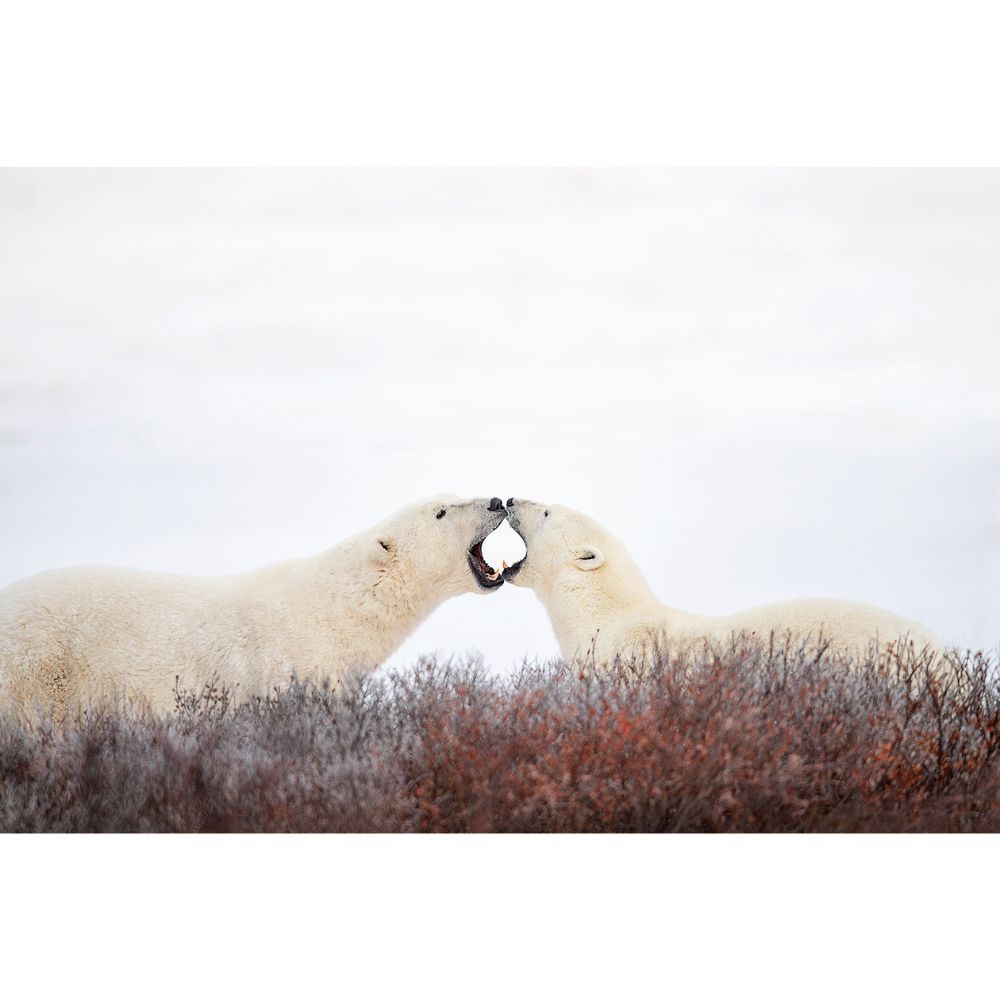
[502,497,941,669]
[0,495,508,718]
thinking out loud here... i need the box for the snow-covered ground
[1,170,998,670]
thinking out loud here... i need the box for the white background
[2,169,998,668]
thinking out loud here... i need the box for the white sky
[1,169,998,669]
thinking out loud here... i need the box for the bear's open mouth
[501,554,526,581]
[467,538,506,590]
[500,520,526,581]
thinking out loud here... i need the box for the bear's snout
[488,497,505,513]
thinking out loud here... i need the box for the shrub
[2,639,998,832]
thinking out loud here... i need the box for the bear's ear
[370,533,395,563]
[573,546,605,571]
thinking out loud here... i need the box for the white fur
[505,499,940,666]
[0,496,507,717]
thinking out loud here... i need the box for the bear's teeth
[502,561,509,570]
[488,569,500,580]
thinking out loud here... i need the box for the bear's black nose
[506,497,516,508]
[488,497,504,512]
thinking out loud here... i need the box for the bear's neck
[535,557,664,659]
[303,546,449,671]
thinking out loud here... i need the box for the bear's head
[368,495,510,597]
[502,498,611,590]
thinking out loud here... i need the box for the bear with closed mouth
[502,497,941,668]
[0,495,508,718]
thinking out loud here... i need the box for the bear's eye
[436,509,446,519]
[544,510,549,517]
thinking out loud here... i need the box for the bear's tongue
[471,540,500,580]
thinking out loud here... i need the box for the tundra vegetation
[1,637,998,833]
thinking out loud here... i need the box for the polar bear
[502,498,940,667]
[0,495,509,718]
